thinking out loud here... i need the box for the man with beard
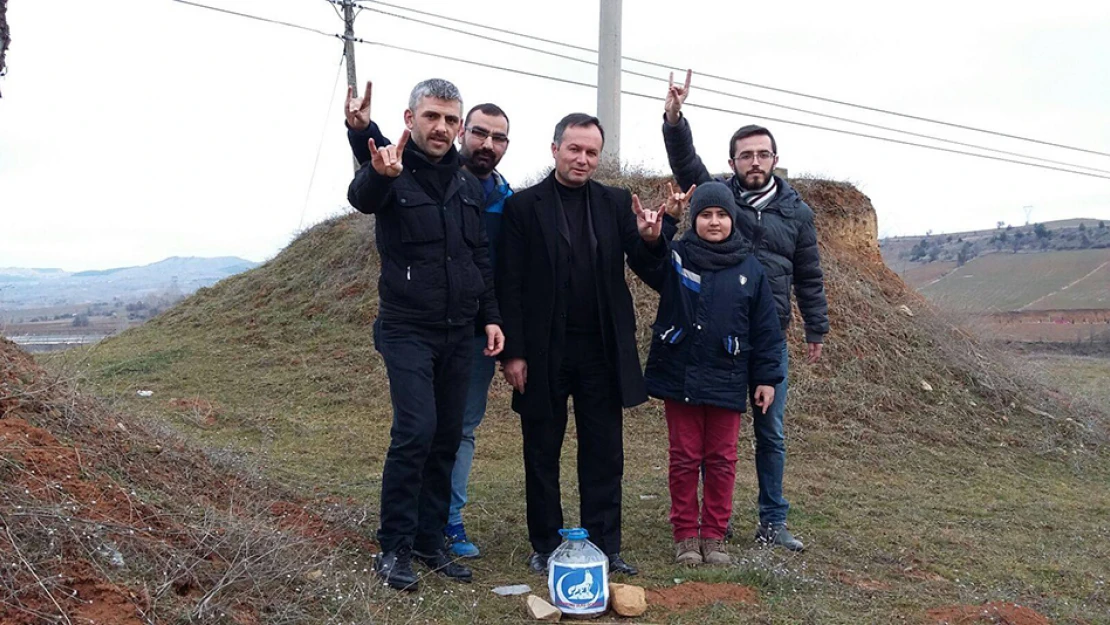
[347,78,504,590]
[660,71,829,552]
[346,83,512,559]
[497,113,667,577]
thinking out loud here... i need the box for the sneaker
[701,538,731,565]
[412,548,473,582]
[755,523,805,552]
[376,547,419,591]
[674,538,703,566]
[444,523,481,559]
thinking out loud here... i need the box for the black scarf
[402,141,460,202]
[680,227,749,271]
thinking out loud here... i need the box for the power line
[351,0,1110,159]
[166,0,1110,180]
[171,0,334,37]
[299,51,347,232]
[352,37,1110,181]
[344,3,1110,176]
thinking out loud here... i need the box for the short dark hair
[553,113,604,146]
[465,103,510,132]
[729,124,777,158]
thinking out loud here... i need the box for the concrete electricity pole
[341,0,359,172]
[597,0,622,169]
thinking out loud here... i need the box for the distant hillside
[0,256,259,310]
[883,218,1109,281]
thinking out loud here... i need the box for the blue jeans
[447,335,497,527]
[750,341,789,525]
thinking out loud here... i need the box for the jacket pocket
[461,196,483,247]
[397,197,445,243]
[722,336,751,356]
[652,322,688,346]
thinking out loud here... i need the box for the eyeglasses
[732,150,775,163]
[466,126,510,147]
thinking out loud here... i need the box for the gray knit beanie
[688,181,739,224]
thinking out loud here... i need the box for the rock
[920,380,933,392]
[493,584,531,596]
[897,304,914,317]
[610,583,647,617]
[526,595,562,621]
[304,569,323,581]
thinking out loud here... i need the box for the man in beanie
[660,71,829,552]
[640,182,785,565]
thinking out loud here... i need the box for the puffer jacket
[640,238,785,413]
[662,114,830,343]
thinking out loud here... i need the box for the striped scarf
[738,176,777,210]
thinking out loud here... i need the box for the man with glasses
[660,71,829,552]
[346,83,513,562]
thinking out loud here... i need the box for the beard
[736,168,768,190]
[462,147,498,177]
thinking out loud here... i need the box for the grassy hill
[21,177,1110,623]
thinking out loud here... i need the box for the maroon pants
[664,400,742,541]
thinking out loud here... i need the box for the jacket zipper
[406,265,411,280]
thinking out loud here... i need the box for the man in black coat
[497,113,666,576]
[661,71,829,552]
[347,78,504,591]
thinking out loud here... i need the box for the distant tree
[957,242,974,267]
[1081,233,1092,247]
[1098,221,1106,230]
[1006,224,1013,231]
[1034,223,1051,240]
[1015,231,1025,240]
[999,231,1009,243]
[72,314,89,328]
[927,247,940,262]
[996,221,1005,229]
[946,235,953,243]
[1079,222,1087,232]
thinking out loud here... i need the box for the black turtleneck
[403,141,460,203]
[555,178,600,334]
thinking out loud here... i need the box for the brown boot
[674,538,703,566]
[701,538,732,565]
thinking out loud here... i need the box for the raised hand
[664,182,696,219]
[632,194,663,242]
[345,81,373,131]
[665,69,692,125]
[368,129,410,177]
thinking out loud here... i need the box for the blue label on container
[549,562,607,613]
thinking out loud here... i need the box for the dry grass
[29,176,1110,623]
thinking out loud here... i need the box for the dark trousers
[374,319,474,553]
[520,333,624,555]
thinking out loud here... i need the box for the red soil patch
[169,396,222,425]
[925,602,1052,625]
[646,581,758,612]
[269,501,377,552]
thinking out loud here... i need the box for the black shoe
[608,553,639,576]
[527,551,551,575]
[412,548,473,583]
[376,547,419,591]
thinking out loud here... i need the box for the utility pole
[1023,205,1034,225]
[342,0,359,172]
[597,0,622,169]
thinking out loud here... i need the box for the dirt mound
[646,581,758,612]
[0,339,376,623]
[925,602,1052,625]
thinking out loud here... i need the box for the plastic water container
[548,527,609,618]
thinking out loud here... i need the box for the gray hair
[408,78,462,111]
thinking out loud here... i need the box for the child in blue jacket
[641,182,785,566]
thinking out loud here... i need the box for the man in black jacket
[348,78,504,590]
[497,113,666,576]
[661,71,829,552]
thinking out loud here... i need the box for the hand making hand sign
[368,129,410,178]
[633,194,664,243]
[345,81,373,131]
[664,69,693,126]
[664,181,697,220]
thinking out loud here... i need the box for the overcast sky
[2,0,1108,270]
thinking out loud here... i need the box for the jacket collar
[730,174,797,218]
